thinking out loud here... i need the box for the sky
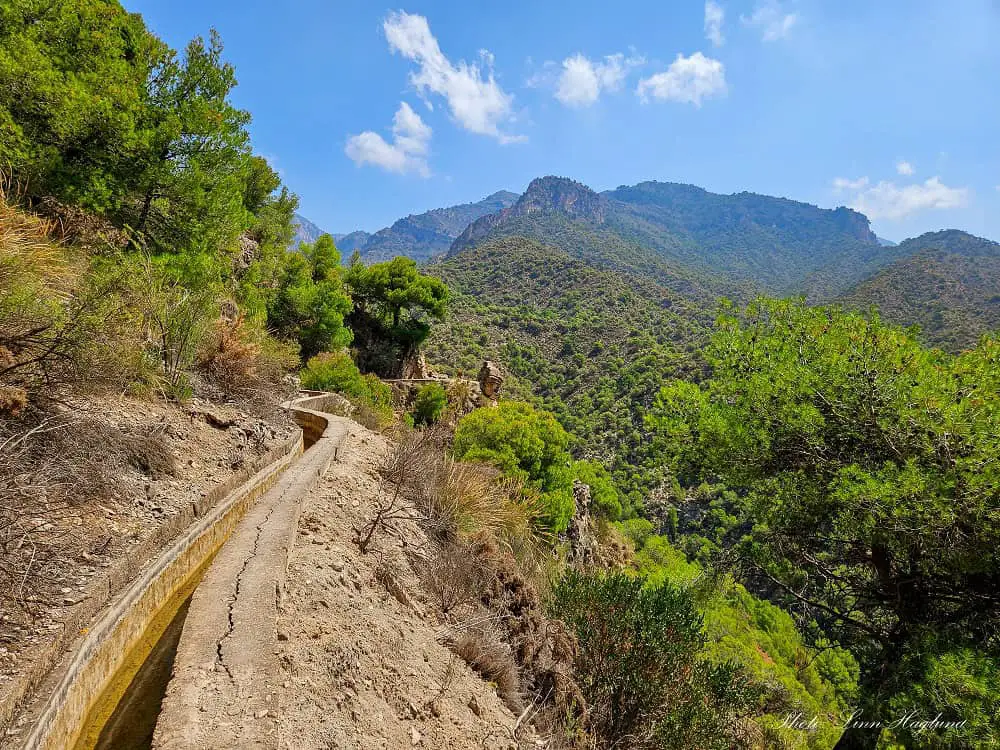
[122,0,1000,242]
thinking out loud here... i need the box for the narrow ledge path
[152,404,350,750]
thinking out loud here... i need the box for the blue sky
[123,0,1000,242]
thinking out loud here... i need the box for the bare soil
[0,394,293,716]
[275,422,541,750]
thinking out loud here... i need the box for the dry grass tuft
[417,538,496,618]
[0,409,176,613]
[196,314,298,415]
[445,627,522,713]
[382,425,549,557]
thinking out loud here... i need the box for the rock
[277,630,289,641]
[567,480,598,568]
[468,695,482,718]
[478,360,504,401]
[400,350,430,379]
[410,726,422,745]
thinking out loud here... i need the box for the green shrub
[629,531,859,748]
[411,382,447,425]
[453,401,574,533]
[549,570,761,750]
[301,351,392,426]
[572,459,622,519]
[617,517,655,549]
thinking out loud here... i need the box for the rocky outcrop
[451,177,606,254]
[233,233,259,274]
[477,360,504,403]
[399,350,430,380]
[566,481,598,568]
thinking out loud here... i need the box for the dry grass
[445,626,522,713]
[381,425,549,558]
[0,188,144,406]
[417,538,496,618]
[0,408,175,614]
[0,190,72,294]
[197,314,298,392]
[195,314,298,417]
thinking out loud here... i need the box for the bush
[300,351,392,426]
[411,382,447,425]
[572,459,622,519]
[453,401,575,533]
[549,570,761,750]
[198,314,297,391]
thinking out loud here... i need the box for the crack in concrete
[214,494,282,680]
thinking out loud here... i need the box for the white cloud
[832,176,870,191]
[383,11,522,143]
[345,102,431,176]
[637,52,727,106]
[742,1,798,41]
[554,52,644,107]
[896,160,915,176]
[847,177,970,220]
[704,1,725,47]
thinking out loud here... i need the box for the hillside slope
[275,422,524,749]
[356,190,518,263]
[424,237,712,506]
[453,176,896,299]
[838,230,1000,351]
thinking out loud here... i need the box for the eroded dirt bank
[1,395,293,744]
[274,422,529,750]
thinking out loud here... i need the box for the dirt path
[274,422,523,750]
[152,411,347,750]
[1,396,292,743]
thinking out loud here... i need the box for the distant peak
[482,189,519,202]
[518,176,606,220]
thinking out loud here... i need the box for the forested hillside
[452,176,898,298]
[424,238,712,508]
[838,230,1000,351]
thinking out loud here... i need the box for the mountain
[424,237,712,506]
[877,236,898,247]
[838,230,1000,351]
[452,176,899,299]
[316,190,516,263]
[293,191,517,260]
[291,213,329,247]
[332,231,372,253]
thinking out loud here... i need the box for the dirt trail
[152,413,347,750]
[273,422,524,750]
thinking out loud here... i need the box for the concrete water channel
[14,395,345,750]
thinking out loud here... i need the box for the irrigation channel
[16,394,342,750]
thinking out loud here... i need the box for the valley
[2,2,999,749]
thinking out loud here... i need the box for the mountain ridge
[294,190,519,262]
[838,229,1000,351]
[452,176,896,299]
